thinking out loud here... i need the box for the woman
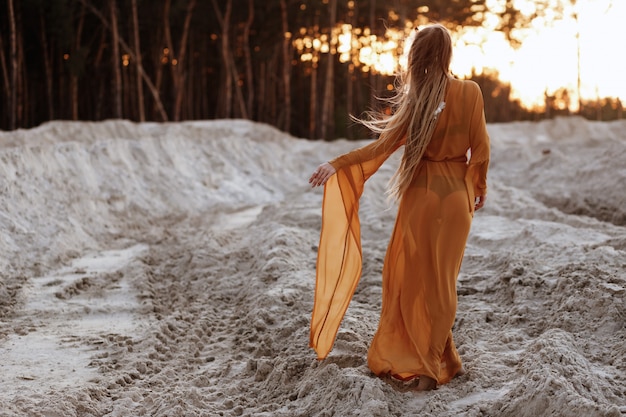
[308,23,490,391]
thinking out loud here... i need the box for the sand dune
[0,117,624,416]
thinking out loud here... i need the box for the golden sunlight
[456,0,626,110]
[292,0,625,111]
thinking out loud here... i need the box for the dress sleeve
[467,82,490,196]
[310,137,401,360]
[329,138,402,171]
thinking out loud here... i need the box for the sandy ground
[0,117,624,416]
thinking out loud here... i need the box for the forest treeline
[1,0,623,137]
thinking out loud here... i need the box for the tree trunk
[200,38,208,117]
[243,0,255,119]
[122,51,131,115]
[346,3,354,139]
[257,61,266,122]
[131,0,145,121]
[0,33,10,128]
[320,0,337,139]
[7,0,17,129]
[265,48,279,124]
[39,11,54,120]
[369,0,377,112]
[173,0,197,121]
[211,0,232,118]
[229,56,247,118]
[163,0,174,117]
[186,40,194,119]
[71,4,85,120]
[211,0,247,119]
[309,56,318,139]
[93,26,107,120]
[78,0,168,121]
[110,0,122,118]
[347,64,353,138]
[154,27,165,119]
[308,13,319,139]
[16,6,26,127]
[279,0,291,132]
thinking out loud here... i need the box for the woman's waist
[421,155,467,163]
[416,159,468,176]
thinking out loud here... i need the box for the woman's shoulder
[450,77,482,93]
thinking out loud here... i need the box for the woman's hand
[309,162,336,187]
[474,195,487,211]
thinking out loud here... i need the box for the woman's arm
[310,137,402,187]
[468,82,490,201]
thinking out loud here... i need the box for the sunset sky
[451,0,626,109]
[297,0,625,110]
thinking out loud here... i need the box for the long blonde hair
[358,23,452,200]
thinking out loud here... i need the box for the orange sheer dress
[310,78,490,385]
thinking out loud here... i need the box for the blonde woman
[308,23,490,391]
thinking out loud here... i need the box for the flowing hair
[357,23,453,200]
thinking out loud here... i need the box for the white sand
[0,117,624,416]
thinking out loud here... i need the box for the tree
[211,0,232,119]
[243,0,254,119]
[7,0,18,129]
[131,0,145,121]
[77,0,169,121]
[38,9,54,120]
[0,0,621,131]
[0,31,10,129]
[320,0,337,139]
[70,3,86,120]
[109,0,122,118]
[164,0,197,121]
[279,0,291,132]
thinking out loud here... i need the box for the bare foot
[415,375,437,391]
[391,373,418,382]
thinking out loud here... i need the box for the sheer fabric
[310,78,490,385]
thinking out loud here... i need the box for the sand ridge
[0,118,624,416]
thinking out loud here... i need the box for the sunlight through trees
[0,0,622,135]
